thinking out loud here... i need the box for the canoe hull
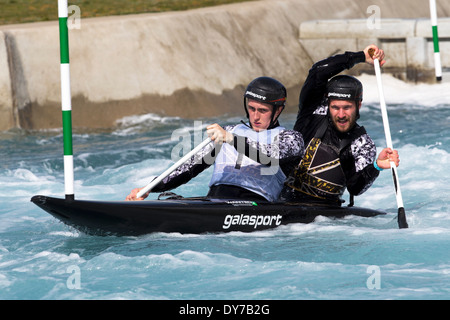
[31,195,386,236]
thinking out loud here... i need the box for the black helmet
[326,75,363,103]
[244,77,287,107]
[243,77,286,129]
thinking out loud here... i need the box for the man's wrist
[374,159,384,171]
[226,132,234,144]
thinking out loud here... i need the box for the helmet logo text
[246,91,267,101]
[328,92,352,99]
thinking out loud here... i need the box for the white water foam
[359,73,450,107]
[1,75,449,300]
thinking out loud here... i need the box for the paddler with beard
[281,45,400,205]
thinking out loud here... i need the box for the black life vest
[286,118,366,202]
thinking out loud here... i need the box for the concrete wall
[300,18,450,82]
[0,0,449,131]
[0,32,15,131]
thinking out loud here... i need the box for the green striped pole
[58,0,75,200]
[429,0,442,81]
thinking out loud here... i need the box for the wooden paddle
[369,48,408,229]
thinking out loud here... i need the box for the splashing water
[0,75,449,300]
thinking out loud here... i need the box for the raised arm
[295,51,366,128]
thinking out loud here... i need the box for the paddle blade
[398,207,408,229]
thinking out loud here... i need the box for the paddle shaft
[371,54,408,228]
[136,138,212,198]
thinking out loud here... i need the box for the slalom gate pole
[58,0,75,201]
[429,0,442,82]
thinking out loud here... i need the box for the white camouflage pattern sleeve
[246,130,304,160]
[350,133,377,172]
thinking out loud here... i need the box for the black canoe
[31,195,386,236]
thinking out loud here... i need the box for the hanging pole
[58,0,74,201]
[429,0,442,82]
